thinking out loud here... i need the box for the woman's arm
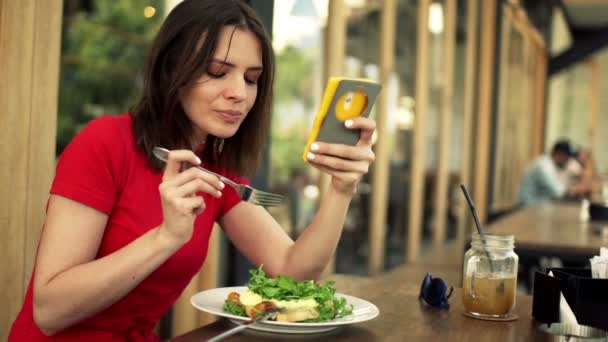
[34,150,224,335]
[219,186,352,281]
[33,195,181,335]
[220,117,375,281]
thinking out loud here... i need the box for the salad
[223,266,353,322]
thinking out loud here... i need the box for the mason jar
[462,233,519,319]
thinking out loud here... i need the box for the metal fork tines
[152,147,284,207]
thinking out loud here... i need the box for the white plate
[190,286,379,334]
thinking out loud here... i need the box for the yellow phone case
[302,77,382,161]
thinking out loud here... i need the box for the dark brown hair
[131,0,274,176]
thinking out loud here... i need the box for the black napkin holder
[532,267,608,331]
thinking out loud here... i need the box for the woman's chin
[196,122,241,140]
[211,127,239,139]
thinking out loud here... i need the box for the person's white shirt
[558,158,583,187]
[518,155,567,206]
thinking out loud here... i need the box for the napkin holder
[532,268,608,331]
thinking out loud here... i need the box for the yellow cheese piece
[239,290,264,307]
[237,290,319,322]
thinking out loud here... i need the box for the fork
[206,308,283,342]
[152,147,284,207]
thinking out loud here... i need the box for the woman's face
[180,25,262,144]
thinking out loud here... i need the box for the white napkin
[548,271,579,325]
[590,247,608,279]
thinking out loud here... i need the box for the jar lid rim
[471,233,514,240]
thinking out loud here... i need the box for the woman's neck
[190,129,207,150]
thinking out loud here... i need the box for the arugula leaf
[241,265,353,322]
[223,299,247,317]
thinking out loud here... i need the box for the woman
[9,0,376,341]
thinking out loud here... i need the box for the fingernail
[219,182,225,189]
[310,143,319,151]
[345,120,354,128]
[216,190,223,197]
[307,152,315,160]
[195,156,201,164]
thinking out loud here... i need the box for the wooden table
[486,202,605,258]
[171,266,549,341]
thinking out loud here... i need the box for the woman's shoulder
[59,113,136,168]
[80,113,133,139]
[66,113,135,155]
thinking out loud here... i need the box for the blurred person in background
[559,146,599,187]
[8,1,376,341]
[518,139,592,207]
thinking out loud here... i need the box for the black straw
[460,184,495,272]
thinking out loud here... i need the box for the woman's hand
[306,117,376,195]
[157,150,225,246]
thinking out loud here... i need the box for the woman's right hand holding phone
[157,150,224,247]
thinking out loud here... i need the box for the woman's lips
[217,110,242,123]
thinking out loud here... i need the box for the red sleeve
[217,174,250,218]
[51,117,126,215]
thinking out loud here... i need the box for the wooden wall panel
[473,0,497,223]
[533,47,548,156]
[25,0,63,298]
[433,0,457,245]
[368,0,396,275]
[492,7,514,211]
[457,0,479,247]
[407,0,430,262]
[491,3,548,211]
[0,0,63,338]
[588,58,600,159]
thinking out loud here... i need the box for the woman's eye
[245,73,261,85]
[207,71,225,78]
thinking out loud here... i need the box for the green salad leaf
[223,266,353,322]
[223,299,246,317]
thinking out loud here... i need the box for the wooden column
[492,4,512,211]
[457,0,479,251]
[588,58,600,158]
[0,0,63,339]
[321,0,347,276]
[533,46,548,157]
[433,0,457,245]
[368,0,396,275]
[473,0,497,223]
[530,18,548,157]
[522,33,534,165]
[407,0,431,262]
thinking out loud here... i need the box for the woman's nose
[223,76,247,101]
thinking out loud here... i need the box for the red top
[9,114,245,341]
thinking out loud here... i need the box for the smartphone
[302,77,382,162]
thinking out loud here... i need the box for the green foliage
[270,122,309,182]
[273,45,317,107]
[270,45,318,181]
[57,0,163,153]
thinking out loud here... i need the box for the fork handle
[189,164,238,188]
[206,323,248,342]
